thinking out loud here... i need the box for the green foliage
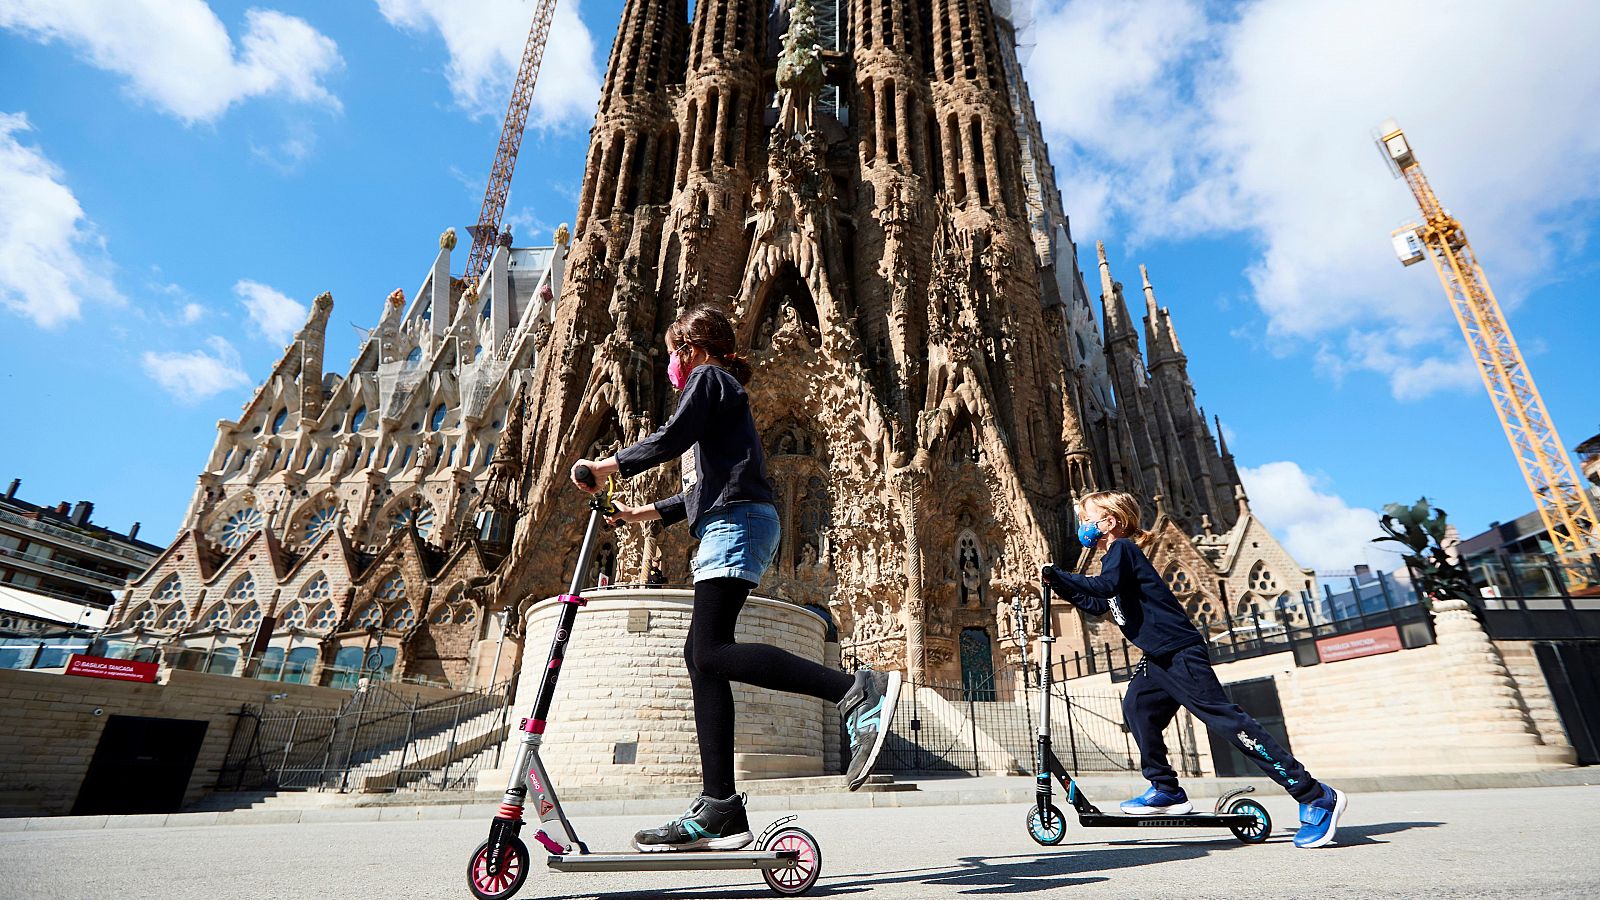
[1372,497,1474,606]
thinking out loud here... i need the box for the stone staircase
[340,706,511,792]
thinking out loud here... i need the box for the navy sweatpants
[1123,642,1322,803]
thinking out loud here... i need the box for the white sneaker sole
[632,831,754,852]
[848,670,903,792]
[1297,789,1347,848]
[1119,801,1193,816]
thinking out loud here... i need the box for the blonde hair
[1078,490,1154,551]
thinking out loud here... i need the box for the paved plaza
[2,785,1596,899]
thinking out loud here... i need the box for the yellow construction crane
[464,0,560,282]
[1377,118,1600,563]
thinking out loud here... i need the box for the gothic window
[454,605,476,625]
[351,406,368,431]
[233,603,262,631]
[1164,565,1193,595]
[405,347,423,368]
[957,531,985,606]
[153,576,183,605]
[1248,562,1278,593]
[280,603,307,629]
[311,603,338,631]
[219,507,263,550]
[796,476,829,563]
[430,403,447,431]
[387,605,416,630]
[202,604,230,630]
[302,505,337,544]
[377,573,406,603]
[355,603,384,629]
[271,409,287,434]
[130,604,157,628]
[226,574,257,604]
[388,504,435,539]
[430,604,453,625]
[159,603,189,629]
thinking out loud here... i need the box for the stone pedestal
[478,588,831,790]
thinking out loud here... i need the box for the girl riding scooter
[574,304,902,852]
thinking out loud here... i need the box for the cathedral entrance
[960,627,995,701]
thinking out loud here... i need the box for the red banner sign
[65,654,158,683]
[1316,625,1403,664]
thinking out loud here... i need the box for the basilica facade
[108,0,1312,691]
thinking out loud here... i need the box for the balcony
[0,544,130,588]
[0,507,157,566]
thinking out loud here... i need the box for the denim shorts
[691,502,781,585]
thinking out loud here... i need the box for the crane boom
[464,0,560,282]
[1378,119,1600,561]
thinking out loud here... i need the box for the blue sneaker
[1294,784,1347,848]
[1119,785,1192,816]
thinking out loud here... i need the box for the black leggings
[685,577,856,798]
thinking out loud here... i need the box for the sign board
[1316,625,1403,664]
[64,653,158,683]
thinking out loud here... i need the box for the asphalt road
[3,786,1595,899]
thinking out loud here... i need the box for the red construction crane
[464,0,560,282]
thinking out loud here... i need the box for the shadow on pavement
[1318,820,1444,847]
[552,822,1448,898]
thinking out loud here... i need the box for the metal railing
[0,507,157,565]
[874,667,1200,778]
[0,543,131,587]
[217,679,515,794]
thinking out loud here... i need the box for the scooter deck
[549,850,799,873]
[1078,813,1259,829]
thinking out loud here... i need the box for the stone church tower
[108,0,1315,692]
[493,0,1289,685]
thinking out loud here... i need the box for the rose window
[219,507,264,550]
[302,506,337,544]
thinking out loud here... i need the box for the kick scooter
[1014,566,1272,846]
[465,466,823,898]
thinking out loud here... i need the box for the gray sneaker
[838,668,902,791]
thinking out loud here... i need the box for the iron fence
[875,667,1200,778]
[217,679,513,794]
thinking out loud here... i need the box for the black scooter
[1013,566,1273,846]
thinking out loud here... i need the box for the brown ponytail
[667,304,755,385]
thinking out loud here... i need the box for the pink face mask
[668,348,692,391]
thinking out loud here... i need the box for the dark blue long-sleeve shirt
[1044,538,1203,657]
[614,364,774,534]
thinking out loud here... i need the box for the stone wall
[1047,611,1574,783]
[482,588,831,789]
[0,668,458,817]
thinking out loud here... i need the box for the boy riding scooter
[1042,490,1347,848]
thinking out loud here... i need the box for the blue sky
[2,0,1597,575]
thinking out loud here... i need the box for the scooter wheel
[1026,804,1068,846]
[762,825,823,895]
[467,836,530,900]
[1228,799,1272,844]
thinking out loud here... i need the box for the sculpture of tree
[1371,497,1472,608]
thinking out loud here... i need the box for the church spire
[1098,242,1136,343]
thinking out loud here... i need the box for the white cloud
[376,0,601,129]
[181,302,205,323]
[142,336,252,403]
[1023,0,1600,400]
[1239,461,1389,573]
[0,112,121,328]
[0,1,342,124]
[235,279,306,345]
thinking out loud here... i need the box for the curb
[7,769,1596,833]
